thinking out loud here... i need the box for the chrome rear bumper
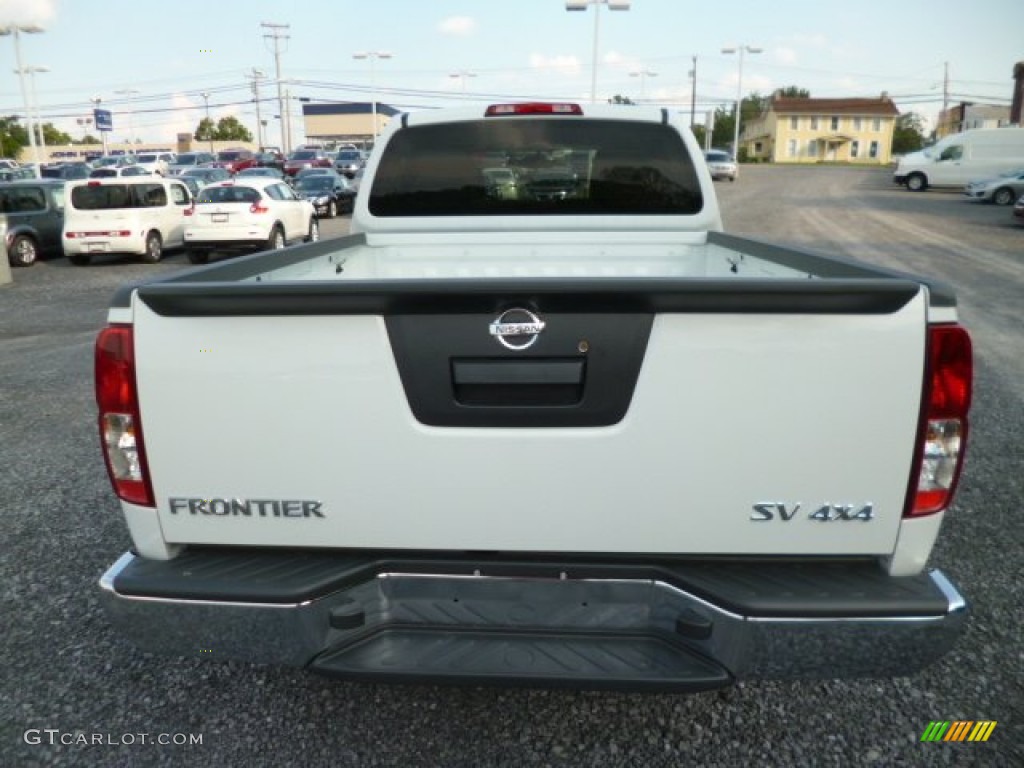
[99,551,967,690]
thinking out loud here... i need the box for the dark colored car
[181,167,233,187]
[0,167,38,182]
[333,149,365,179]
[294,172,356,218]
[525,167,580,201]
[167,151,216,176]
[0,179,67,266]
[177,175,202,200]
[211,149,257,175]
[256,151,285,172]
[1013,194,1024,224]
[41,162,92,181]
[283,149,332,177]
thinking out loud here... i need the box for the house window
[754,141,763,154]
[790,116,799,130]
[810,116,820,130]
[850,140,860,159]
[787,139,798,158]
[869,141,879,159]
[872,118,882,131]
[853,117,863,131]
[830,116,840,131]
[807,140,818,158]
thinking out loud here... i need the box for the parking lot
[1,166,1021,766]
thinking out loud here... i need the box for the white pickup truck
[97,103,973,691]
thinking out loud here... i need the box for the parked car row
[3,174,328,267]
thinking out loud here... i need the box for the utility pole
[261,22,290,153]
[245,68,266,149]
[942,61,949,118]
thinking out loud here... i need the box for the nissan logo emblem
[489,308,546,350]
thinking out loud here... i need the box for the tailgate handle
[451,358,585,407]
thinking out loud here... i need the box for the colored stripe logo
[921,721,997,742]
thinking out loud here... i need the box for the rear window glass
[217,151,244,161]
[369,118,703,217]
[706,151,732,162]
[0,186,45,212]
[70,183,168,209]
[197,186,261,204]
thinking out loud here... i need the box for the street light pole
[353,51,393,141]
[115,87,140,145]
[449,70,477,94]
[0,24,45,165]
[200,92,213,153]
[688,55,697,127]
[722,44,762,161]
[18,65,50,158]
[565,0,631,104]
[629,67,657,100]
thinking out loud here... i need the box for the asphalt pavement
[1,168,1020,767]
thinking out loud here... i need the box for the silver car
[705,150,738,182]
[963,168,1024,206]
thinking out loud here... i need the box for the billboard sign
[94,109,113,132]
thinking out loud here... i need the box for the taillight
[250,202,269,214]
[184,203,195,216]
[95,325,154,507]
[905,324,972,517]
[485,102,583,116]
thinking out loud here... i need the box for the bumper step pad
[311,627,731,691]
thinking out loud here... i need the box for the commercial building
[301,102,401,149]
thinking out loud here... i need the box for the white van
[894,127,1024,191]
[63,177,192,265]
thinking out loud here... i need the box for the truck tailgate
[132,284,926,556]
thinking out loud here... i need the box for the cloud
[529,53,581,76]
[438,16,476,36]
[774,47,798,66]
[0,0,56,24]
[791,33,829,49]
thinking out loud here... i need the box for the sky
[1,0,1021,149]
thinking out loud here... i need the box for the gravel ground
[1,168,1020,767]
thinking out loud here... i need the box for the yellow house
[742,94,899,164]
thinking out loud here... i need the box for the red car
[211,149,257,175]
[283,149,332,176]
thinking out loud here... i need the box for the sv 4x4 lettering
[750,502,875,522]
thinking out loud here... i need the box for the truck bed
[113,231,944,558]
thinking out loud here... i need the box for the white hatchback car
[183,177,318,264]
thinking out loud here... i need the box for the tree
[0,115,27,158]
[607,94,635,105]
[892,112,927,154]
[76,134,99,145]
[39,123,73,146]
[196,116,254,143]
[776,85,811,98]
[194,117,216,142]
[214,116,253,142]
